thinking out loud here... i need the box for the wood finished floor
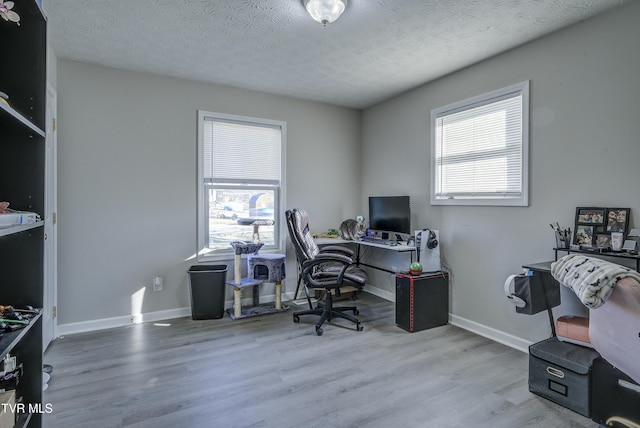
[43,293,598,428]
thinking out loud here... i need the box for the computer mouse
[390,242,398,246]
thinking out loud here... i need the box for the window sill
[197,247,286,263]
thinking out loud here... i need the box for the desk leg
[234,287,242,318]
[541,275,557,337]
[547,308,556,337]
[275,281,282,310]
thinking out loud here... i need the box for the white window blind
[197,111,285,260]
[203,118,281,184]
[431,81,529,206]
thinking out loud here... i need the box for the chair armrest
[301,253,353,270]
[302,255,351,288]
[315,252,353,264]
[319,245,354,258]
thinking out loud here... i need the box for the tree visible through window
[197,111,285,259]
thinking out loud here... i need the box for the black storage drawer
[529,337,600,417]
[591,357,640,425]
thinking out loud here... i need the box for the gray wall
[55,1,640,347]
[56,61,361,326]
[361,1,640,345]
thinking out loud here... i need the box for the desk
[291,238,417,303]
[314,237,416,274]
[554,247,640,271]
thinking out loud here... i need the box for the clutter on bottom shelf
[0,359,22,391]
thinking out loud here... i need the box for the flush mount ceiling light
[304,0,347,26]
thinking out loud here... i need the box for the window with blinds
[430,81,529,206]
[197,111,286,259]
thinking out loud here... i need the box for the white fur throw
[550,254,640,309]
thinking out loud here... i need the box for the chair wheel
[293,315,300,323]
[356,323,363,332]
[353,309,359,315]
[316,326,323,336]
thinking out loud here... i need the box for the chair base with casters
[293,288,363,336]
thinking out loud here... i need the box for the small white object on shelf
[0,211,39,227]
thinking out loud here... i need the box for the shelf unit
[1,1,47,427]
[553,247,640,271]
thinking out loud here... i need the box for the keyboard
[360,236,396,246]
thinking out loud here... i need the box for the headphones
[416,229,439,249]
[426,230,438,249]
[504,274,526,308]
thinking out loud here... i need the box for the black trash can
[187,264,228,320]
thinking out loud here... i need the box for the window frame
[197,110,286,261]
[430,81,530,207]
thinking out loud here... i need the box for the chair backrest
[285,209,320,267]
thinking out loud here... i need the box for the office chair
[285,208,367,335]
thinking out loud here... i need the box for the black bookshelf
[0,1,47,427]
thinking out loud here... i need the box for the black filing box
[395,272,448,332]
[591,357,640,425]
[529,337,600,417]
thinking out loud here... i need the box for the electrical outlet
[153,276,163,291]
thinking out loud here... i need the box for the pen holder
[555,231,570,249]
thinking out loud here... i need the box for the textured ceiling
[44,0,627,109]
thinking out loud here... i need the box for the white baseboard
[57,291,299,337]
[58,307,196,336]
[449,314,532,353]
[58,314,138,336]
[364,285,395,302]
[57,291,531,354]
[364,287,531,353]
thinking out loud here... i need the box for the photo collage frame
[574,207,630,248]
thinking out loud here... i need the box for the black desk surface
[522,261,554,273]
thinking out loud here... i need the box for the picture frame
[574,207,606,245]
[596,233,611,249]
[575,207,605,225]
[575,224,595,246]
[605,208,630,236]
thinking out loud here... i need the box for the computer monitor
[368,196,411,240]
